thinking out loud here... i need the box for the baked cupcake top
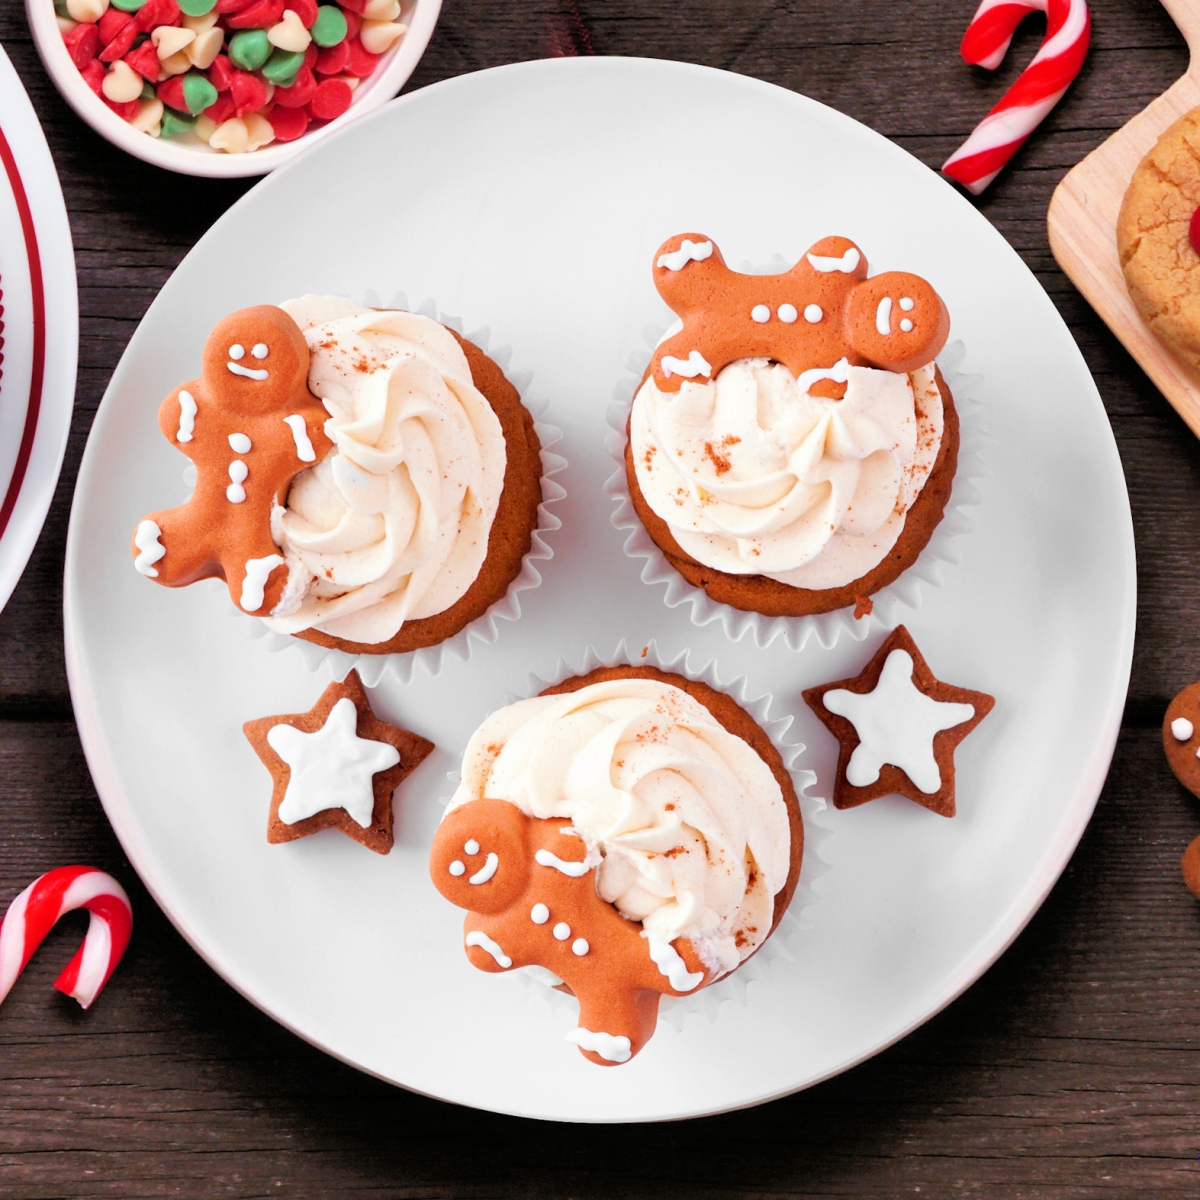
[447,675,791,974]
[264,297,507,645]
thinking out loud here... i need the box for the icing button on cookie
[804,625,994,818]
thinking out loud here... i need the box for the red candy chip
[1190,207,1200,258]
[99,21,139,63]
[309,76,351,120]
[203,91,238,122]
[303,41,318,68]
[286,0,318,27]
[273,65,316,107]
[80,58,106,95]
[225,0,285,29]
[62,21,101,69]
[206,52,234,91]
[215,0,257,11]
[314,39,348,75]
[134,0,181,32]
[269,103,309,141]
[342,36,377,78]
[156,75,188,111]
[124,38,163,81]
[230,69,269,115]
[337,0,367,11]
[104,96,141,120]
[342,8,360,37]
[97,8,131,45]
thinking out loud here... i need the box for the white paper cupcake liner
[440,639,834,1037]
[604,312,988,652]
[235,292,567,687]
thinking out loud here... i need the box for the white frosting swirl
[264,298,506,644]
[448,678,792,975]
[630,358,943,589]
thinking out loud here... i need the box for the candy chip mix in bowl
[26,0,440,175]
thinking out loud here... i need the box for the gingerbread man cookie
[649,234,950,394]
[1161,682,1200,900]
[429,798,711,1066]
[131,305,333,617]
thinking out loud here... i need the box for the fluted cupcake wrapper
[605,315,988,652]
[439,639,835,1034]
[230,292,566,686]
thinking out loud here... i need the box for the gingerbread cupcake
[429,661,803,1066]
[132,297,549,656]
[622,234,957,619]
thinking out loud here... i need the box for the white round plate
[0,43,76,615]
[64,57,1135,1122]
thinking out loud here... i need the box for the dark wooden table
[2,0,1198,1194]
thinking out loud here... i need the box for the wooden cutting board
[1047,0,1200,436]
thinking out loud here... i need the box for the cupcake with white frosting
[428,662,803,1065]
[623,233,957,620]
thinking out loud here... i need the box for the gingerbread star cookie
[1160,682,1200,900]
[803,626,994,817]
[649,233,950,395]
[429,798,711,1066]
[244,670,433,854]
[132,305,333,618]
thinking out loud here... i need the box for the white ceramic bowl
[26,0,441,177]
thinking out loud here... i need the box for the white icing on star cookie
[823,649,976,794]
[267,696,401,827]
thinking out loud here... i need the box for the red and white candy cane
[942,0,1090,195]
[0,867,132,1010]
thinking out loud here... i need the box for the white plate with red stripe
[0,44,77,613]
[64,58,1133,1122]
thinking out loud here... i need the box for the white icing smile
[227,361,270,381]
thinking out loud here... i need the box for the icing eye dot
[464,839,480,855]
[449,860,466,877]
[553,922,571,941]
[750,304,770,323]
[804,304,823,323]
[229,344,245,360]
[228,433,251,454]
[530,903,550,924]
[900,318,914,332]
[1172,717,1194,741]
[571,938,589,956]
[251,343,269,359]
[899,297,915,311]
[777,303,798,324]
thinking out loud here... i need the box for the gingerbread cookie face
[132,305,333,617]
[649,234,950,393]
[1118,108,1200,372]
[804,626,994,818]
[430,798,710,1066]
[244,669,433,854]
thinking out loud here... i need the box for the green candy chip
[310,5,348,47]
[110,0,147,10]
[261,49,305,86]
[160,110,196,138]
[177,0,217,13]
[228,28,271,72]
[140,80,155,100]
[181,72,218,117]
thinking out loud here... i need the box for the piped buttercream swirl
[264,297,506,644]
[630,358,943,590]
